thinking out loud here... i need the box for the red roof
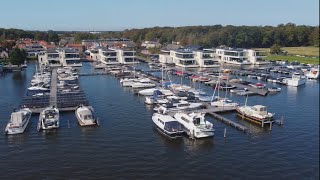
[66,44,84,47]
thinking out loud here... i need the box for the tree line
[0,28,59,43]
[1,23,319,48]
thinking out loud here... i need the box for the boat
[236,105,274,126]
[250,83,266,89]
[75,105,98,126]
[5,108,32,135]
[306,68,319,79]
[218,82,236,89]
[131,82,156,88]
[211,98,239,107]
[154,100,203,112]
[230,88,248,93]
[286,74,307,87]
[174,112,214,138]
[38,106,59,131]
[138,88,173,96]
[152,111,184,138]
[268,86,281,92]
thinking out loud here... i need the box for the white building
[38,48,81,67]
[58,48,81,67]
[93,47,136,65]
[194,49,220,68]
[170,49,198,68]
[38,49,61,67]
[141,41,161,49]
[167,48,219,68]
[115,48,136,64]
[216,47,269,65]
[245,49,269,65]
[98,47,119,65]
[215,48,250,65]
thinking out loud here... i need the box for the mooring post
[269,121,272,131]
[68,119,70,128]
[224,128,227,138]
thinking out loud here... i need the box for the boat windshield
[164,121,182,132]
[193,117,201,125]
[84,114,93,120]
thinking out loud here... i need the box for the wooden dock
[171,68,269,96]
[49,69,57,107]
[207,112,247,132]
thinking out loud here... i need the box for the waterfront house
[38,48,81,67]
[194,49,220,68]
[98,47,120,65]
[215,47,269,65]
[58,48,81,67]
[38,49,61,67]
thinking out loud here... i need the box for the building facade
[38,48,81,67]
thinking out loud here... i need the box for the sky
[0,0,319,31]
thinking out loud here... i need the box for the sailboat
[211,69,238,107]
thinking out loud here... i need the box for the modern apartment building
[38,48,81,67]
[215,47,269,65]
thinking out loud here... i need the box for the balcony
[65,54,80,59]
[103,52,117,57]
[202,54,213,59]
[123,52,134,56]
[175,54,194,59]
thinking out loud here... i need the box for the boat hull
[75,110,97,126]
[236,108,273,125]
[5,110,31,135]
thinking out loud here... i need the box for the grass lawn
[254,46,319,64]
[265,55,319,64]
[254,46,319,57]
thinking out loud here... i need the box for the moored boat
[38,106,59,131]
[152,112,184,138]
[174,112,214,138]
[75,105,98,126]
[5,108,32,135]
[236,105,274,126]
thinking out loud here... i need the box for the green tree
[48,30,59,43]
[10,48,27,65]
[270,44,282,54]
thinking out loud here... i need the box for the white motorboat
[131,82,156,88]
[5,108,32,135]
[174,112,214,138]
[75,105,97,126]
[28,85,50,91]
[138,88,173,96]
[285,74,307,87]
[306,68,319,79]
[169,84,192,92]
[236,105,274,127]
[268,87,281,92]
[155,100,203,112]
[152,112,184,138]
[38,106,59,131]
[211,98,239,107]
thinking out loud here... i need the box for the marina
[0,61,318,179]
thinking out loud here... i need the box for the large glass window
[65,54,80,58]
[125,58,134,62]
[103,52,117,56]
[48,54,59,58]
[124,52,134,56]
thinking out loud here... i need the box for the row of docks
[20,66,89,113]
[101,65,252,133]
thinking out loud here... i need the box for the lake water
[0,62,318,179]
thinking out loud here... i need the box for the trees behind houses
[10,48,27,65]
[0,23,319,48]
